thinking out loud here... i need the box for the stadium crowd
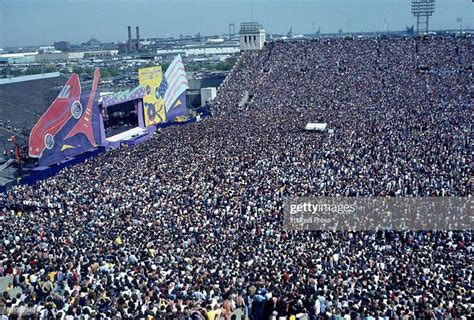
[0,35,472,319]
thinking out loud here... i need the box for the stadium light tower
[411,0,435,35]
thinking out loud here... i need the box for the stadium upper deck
[0,75,67,143]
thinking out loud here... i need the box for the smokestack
[136,26,140,51]
[127,26,132,52]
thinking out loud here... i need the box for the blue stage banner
[165,92,187,122]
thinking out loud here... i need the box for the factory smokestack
[127,26,132,52]
[136,26,140,51]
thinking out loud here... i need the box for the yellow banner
[138,66,166,126]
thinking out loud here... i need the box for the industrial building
[54,41,71,51]
[0,50,118,63]
[0,52,38,64]
[35,50,119,62]
[156,44,239,58]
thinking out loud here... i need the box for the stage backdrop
[166,92,187,122]
[162,54,188,121]
[29,69,102,166]
[139,66,166,126]
[139,55,189,126]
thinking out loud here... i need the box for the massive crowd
[0,35,472,319]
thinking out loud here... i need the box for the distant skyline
[0,0,471,48]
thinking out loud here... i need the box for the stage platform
[106,126,156,148]
[108,127,148,142]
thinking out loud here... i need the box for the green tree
[84,67,94,78]
[161,62,170,73]
[109,67,120,77]
[215,61,232,71]
[72,66,83,74]
[185,64,202,72]
[100,68,111,78]
[44,65,57,73]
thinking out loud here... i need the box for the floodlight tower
[411,0,435,34]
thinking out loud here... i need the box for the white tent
[304,122,328,132]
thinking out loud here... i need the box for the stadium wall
[0,72,61,85]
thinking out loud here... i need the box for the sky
[0,0,472,48]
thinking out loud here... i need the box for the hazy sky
[0,0,472,47]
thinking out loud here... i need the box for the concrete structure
[36,52,81,62]
[239,22,266,51]
[156,45,239,58]
[229,23,236,40]
[35,50,118,62]
[0,73,67,143]
[200,87,217,106]
[38,46,57,53]
[118,43,128,54]
[0,52,37,64]
[123,26,142,53]
[136,26,141,51]
[128,26,132,52]
[0,72,61,85]
[83,50,118,58]
[54,41,71,51]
